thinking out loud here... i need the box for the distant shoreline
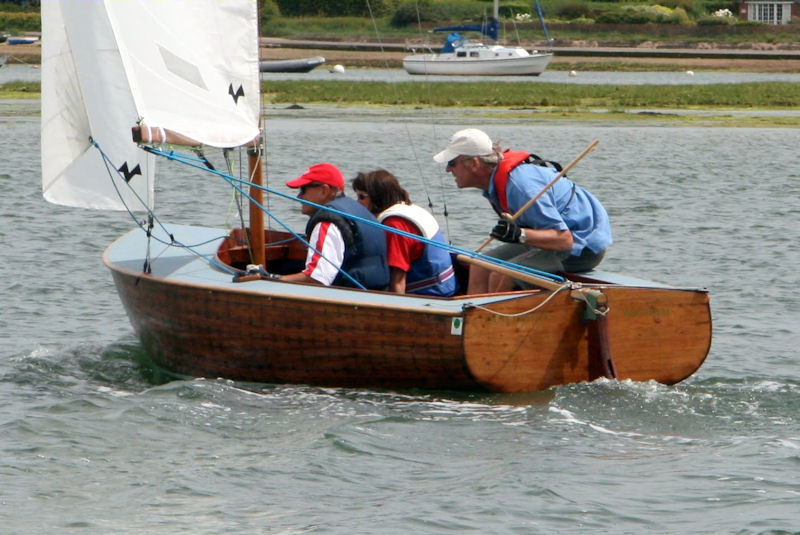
[257,38,800,73]
[259,45,800,73]
[4,40,800,73]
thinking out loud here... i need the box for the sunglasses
[299,183,324,195]
[447,156,468,169]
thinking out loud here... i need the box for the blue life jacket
[378,203,457,297]
[305,195,390,290]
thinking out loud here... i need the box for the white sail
[41,0,261,210]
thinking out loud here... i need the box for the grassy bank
[5,80,799,126]
[7,80,800,108]
[261,80,800,109]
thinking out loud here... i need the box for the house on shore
[738,0,800,23]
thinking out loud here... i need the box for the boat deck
[105,225,556,315]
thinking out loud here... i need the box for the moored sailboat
[403,0,553,76]
[41,0,711,393]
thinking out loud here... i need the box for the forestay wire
[92,140,366,288]
[89,139,238,276]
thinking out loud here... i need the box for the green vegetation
[4,0,800,47]
[0,9,38,34]
[260,80,800,109]
[257,16,800,47]
[4,80,799,111]
[254,0,800,46]
[3,80,799,126]
[0,81,39,99]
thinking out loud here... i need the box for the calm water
[261,67,800,85]
[5,61,800,86]
[2,99,799,533]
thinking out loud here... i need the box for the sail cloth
[41,0,261,211]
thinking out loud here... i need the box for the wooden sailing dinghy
[41,0,711,393]
[105,224,711,392]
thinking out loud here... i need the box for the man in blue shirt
[434,128,612,294]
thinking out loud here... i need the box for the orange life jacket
[492,150,531,213]
[491,150,565,213]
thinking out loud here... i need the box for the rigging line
[511,16,522,46]
[145,144,566,284]
[90,140,238,275]
[223,148,243,230]
[365,3,430,191]
[257,132,274,234]
[91,138,168,236]
[365,0,448,237]
[471,285,570,317]
[220,168,367,290]
[143,145,366,289]
[409,1,453,242]
[223,147,254,266]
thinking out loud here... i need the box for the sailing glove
[491,219,522,243]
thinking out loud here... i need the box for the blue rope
[145,145,567,284]
[91,140,238,276]
[140,145,366,288]
[140,145,566,285]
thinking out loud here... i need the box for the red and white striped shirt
[302,221,345,286]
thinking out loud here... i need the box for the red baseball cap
[286,163,345,190]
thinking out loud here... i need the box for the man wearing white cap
[434,128,612,294]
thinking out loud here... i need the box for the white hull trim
[404,52,553,76]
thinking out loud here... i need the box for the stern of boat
[461,285,711,392]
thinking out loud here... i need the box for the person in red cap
[280,163,390,289]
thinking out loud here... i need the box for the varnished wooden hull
[104,226,711,393]
[462,287,711,392]
[108,268,480,390]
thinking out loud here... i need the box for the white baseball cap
[433,128,494,163]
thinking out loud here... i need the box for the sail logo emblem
[117,162,141,183]
[229,84,245,104]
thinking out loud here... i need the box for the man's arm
[519,226,573,251]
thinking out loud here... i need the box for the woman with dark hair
[352,169,456,297]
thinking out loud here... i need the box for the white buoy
[568,70,577,77]
[330,64,345,74]
[685,70,694,76]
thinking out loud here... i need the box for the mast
[248,143,265,267]
[248,0,265,268]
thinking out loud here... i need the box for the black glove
[491,219,522,243]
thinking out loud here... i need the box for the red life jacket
[492,150,532,213]
[492,150,565,213]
